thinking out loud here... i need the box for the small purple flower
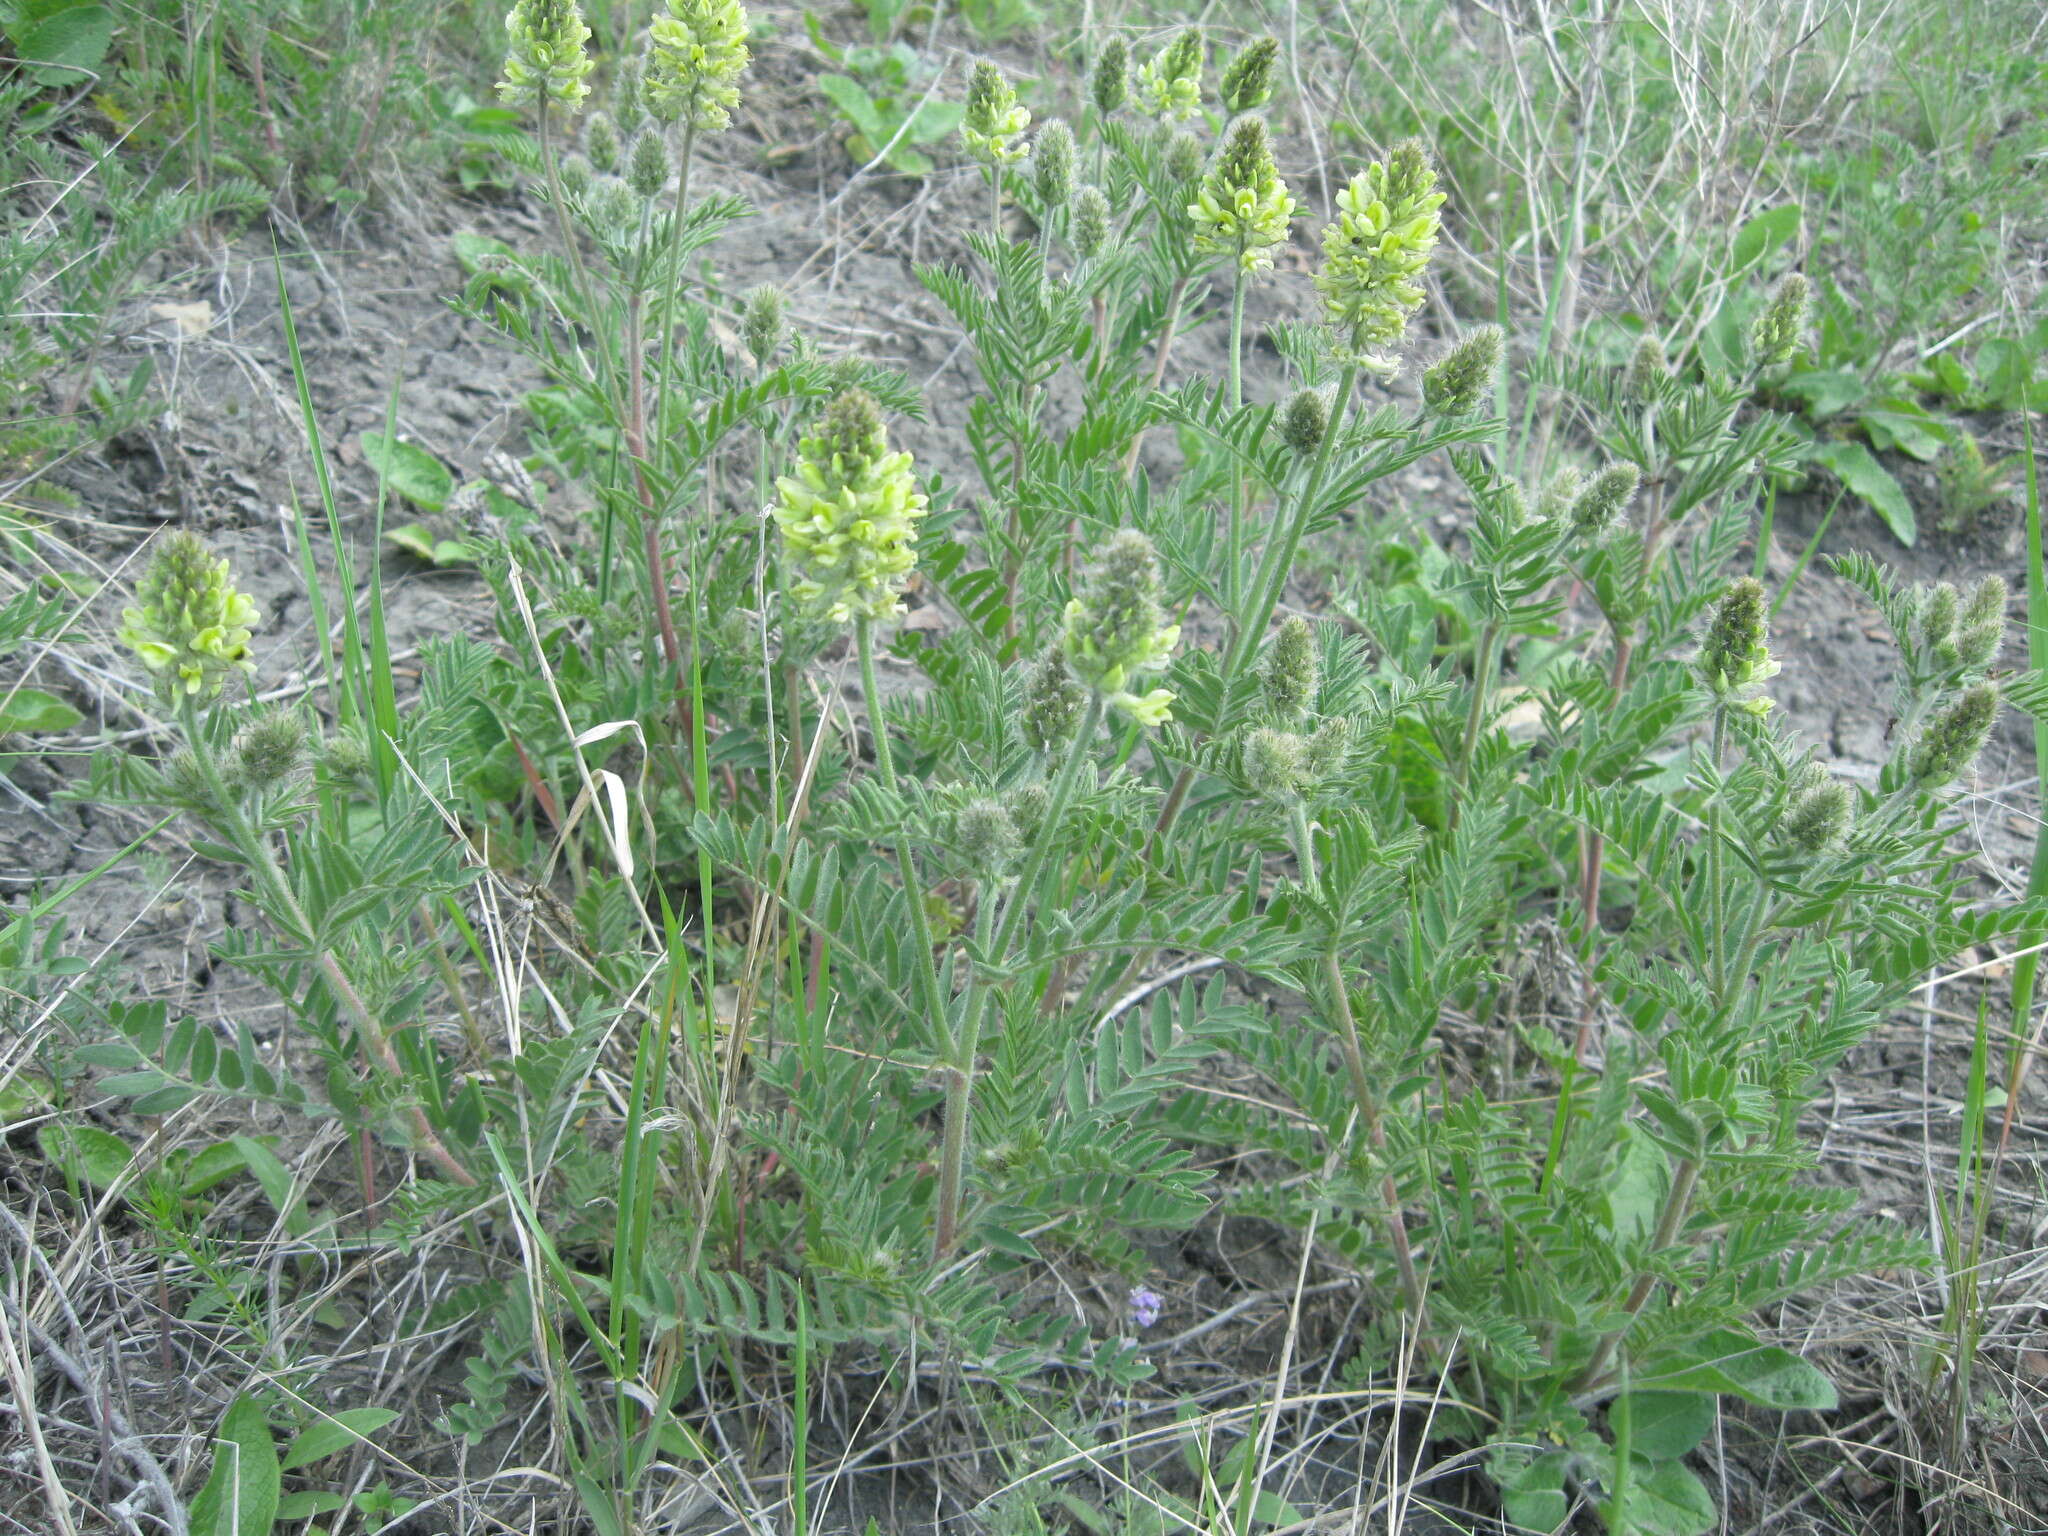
[1127,1285,1163,1330]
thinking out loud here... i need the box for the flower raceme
[1190,116,1296,275]
[497,0,595,111]
[119,532,260,700]
[1062,531,1180,726]
[646,0,751,134]
[962,62,1031,166]
[773,390,928,624]
[1315,140,1444,363]
[1135,29,1203,122]
[1695,576,1779,713]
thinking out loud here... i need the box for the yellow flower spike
[118,532,261,702]
[1135,29,1203,122]
[1314,140,1444,368]
[498,0,595,112]
[773,389,928,625]
[1189,116,1296,275]
[962,61,1031,166]
[1062,532,1179,728]
[646,0,752,134]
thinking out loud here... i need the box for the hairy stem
[1225,257,1249,610]
[854,617,953,1061]
[1321,944,1428,1331]
[1222,363,1360,688]
[933,692,1106,1258]
[1577,1156,1700,1391]
[1118,274,1192,478]
[179,697,475,1186]
[1706,704,1730,999]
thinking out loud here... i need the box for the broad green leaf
[13,3,113,84]
[281,1407,400,1470]
[1613,1457,1716,1536]
[1860,400,1948,462]
[816,73,886,142]
[178,1140,248,1198]
[1729,203,1801,271]
[358,432,454,512]
[1637,1330,1837,1410]
[37,1123,132,1188]
[906,99,965,143]
[1975,337,2036,411]
[1496,1450,1570,1532]
[275,1491,346,1519]
[1604,1125,1667,1245]
[1811,439,1915,545]
[231,1134,312,1237]
[1621,1390,1715,1461]
[1777,368,1866,419]
[188,1394,281,1536]
[385,523,476,567]
[0,687,82,734]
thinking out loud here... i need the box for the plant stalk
[178,697,475,1186]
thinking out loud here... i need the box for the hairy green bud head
[1623,333,1667,404]
[119,532,261,700]
[1911,683,1998,788]
[613,54,647,134]
[1695,576,1779,708]
[1280,388,1327,456]
[1422,325,1503,415]
[1033,119,1078,211]
[772,389,928,624]
[625,129,671,198]
[1783,770,1851,854]
[1220,36,1278,114]
[1190,115,1296,274]
[1163,128,1203,184]
[1091,37,1129,116]
[1261,615,1318,721]
[1954,620,2003,672]
[1072,184,1112,259]
[1922,574,2001,671]
[229,710,308,790]
[646,0,752,132]
[498,0,595,111]
[582,175,639,240]
[741,285,786,366]
[322,730,371,787]
[1063,531,1180,726]
[1569,461,1640,540]
[1304,717,1350,782]
[1535,465,1584,526]
[1244,726,1307,800]
[558,152,595,200]
[957,797,1021,874]
[1315,140,1444,361]
[1918,581,1960,652]
[962,60,1031,164]
[1963,574,2008,632]
[1006,781,1050,843]
[1022,646,1086,752]
[584,110,622,173]
[1136,29,1203,122]
[164,748,210,805]
[1750,272,1810,368]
